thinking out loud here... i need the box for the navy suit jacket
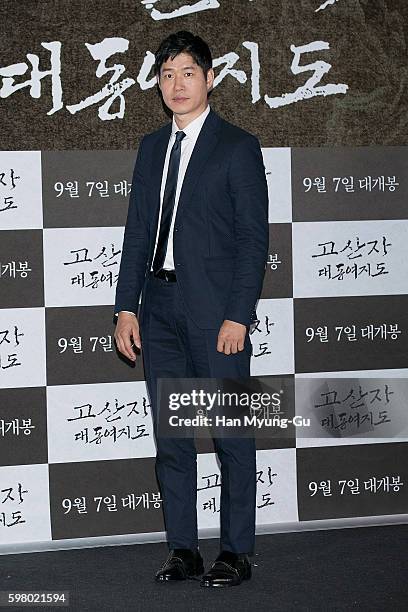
[114,108,269,330]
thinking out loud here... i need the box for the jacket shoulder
[217,114,260,148]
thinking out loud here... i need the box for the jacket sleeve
[113,136,150,319]
[222,134,269,327]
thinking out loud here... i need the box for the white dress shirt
[119,104,211,317]
[150,103,211,271]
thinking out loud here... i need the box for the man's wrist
[223,319,247,329]
[115,310,136,317]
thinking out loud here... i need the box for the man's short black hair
[154,30,212,78]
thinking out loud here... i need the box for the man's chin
[169,105,191,115]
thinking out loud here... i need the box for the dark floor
[1,525,407,611]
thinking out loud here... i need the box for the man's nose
[174,75,185,90]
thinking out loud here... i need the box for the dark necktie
[152,130,186,273]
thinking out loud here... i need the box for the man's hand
[114,312,141,362]
[217,319,247,354]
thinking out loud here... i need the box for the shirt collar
[171,104,211,141]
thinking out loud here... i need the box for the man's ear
[206,68,215,92]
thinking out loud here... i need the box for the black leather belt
[153,268,177,282]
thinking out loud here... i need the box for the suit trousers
[139,271,256,554]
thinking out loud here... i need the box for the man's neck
[173,104,209,130]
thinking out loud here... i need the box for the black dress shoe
[155,548,204,582]
[200,550,251,587]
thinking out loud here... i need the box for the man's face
[157,51,214,121]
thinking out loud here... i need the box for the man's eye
[185,72,193,77]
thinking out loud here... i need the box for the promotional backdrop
[0,0,407,554]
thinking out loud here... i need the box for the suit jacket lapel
[175,109,221,221]
[149,122,171,229]
[148,109,221,260]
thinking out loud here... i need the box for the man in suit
[114,30,268,587]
